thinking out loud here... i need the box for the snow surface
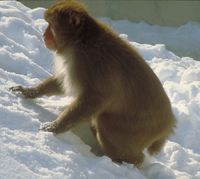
[1,1,200,179]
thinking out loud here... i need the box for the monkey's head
[43,1,88,51]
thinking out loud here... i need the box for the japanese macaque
[10,0,176,166]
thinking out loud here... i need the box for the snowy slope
[100,17,200,61]
[0,1,200,179]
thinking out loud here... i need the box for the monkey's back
[79,17,176,144]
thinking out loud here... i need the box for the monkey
[10,0,176,166]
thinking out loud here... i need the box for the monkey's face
[43,1,88,51]
[43,22,57,50]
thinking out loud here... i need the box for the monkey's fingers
[40,121,69,134]
[9,86,24,92]
[39,122,52,132]
[9,86,27,97]
[39,122,58,133]
[9,86,39,99]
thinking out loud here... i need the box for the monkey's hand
[40,121,69,134]
[9,86,39,99]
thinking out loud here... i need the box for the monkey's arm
[40,92,106,134]
[9,76,64,99]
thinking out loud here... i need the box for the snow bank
[100,17,200,61]
[0,1,200,179]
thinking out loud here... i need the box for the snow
[0,1,200,179]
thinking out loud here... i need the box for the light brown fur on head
[10,0,176,166]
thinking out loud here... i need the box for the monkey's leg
[147,137,167,156]
[97,128,145,166]
[10,76,64,98]
[40,93,105,134]
[96,113,145,166]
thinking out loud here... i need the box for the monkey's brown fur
[10,0,176,166]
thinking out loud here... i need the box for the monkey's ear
[69,13,81,27]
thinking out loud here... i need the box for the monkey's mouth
[44,41,53,45]
[44,41,55,49]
